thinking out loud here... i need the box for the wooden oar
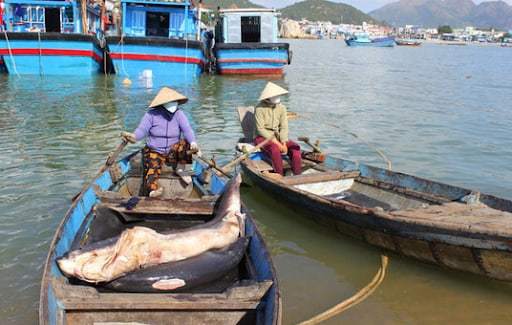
[72,140,128,202]
[194,134,276,180]
[298,136,322,153]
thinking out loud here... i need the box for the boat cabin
[215,8,279,44]
[121,0,198,40]
[2,0,100,33]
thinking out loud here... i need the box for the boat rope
[346,131,392,170]
[297,255,389,325]
[118,34,130,81]
[292,112,393,324]
[3,30,20,77]
[37,30,43,76]
[294,112,392,170]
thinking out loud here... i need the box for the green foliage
[280,0,380,25]
[438,25,453,34]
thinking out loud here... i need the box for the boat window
[241,16,260,43]
[61,7,74,33]
[146,11,170,37]
[169,12,184,38]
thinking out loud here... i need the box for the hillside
[201,0,262,9]
[369,0,512,29]
[468,1,512,29]
[280,0,380,25]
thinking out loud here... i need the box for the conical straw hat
[258,82,289,102]
[149,87,188,108]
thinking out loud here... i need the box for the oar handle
[221,134,276,172]
[298,136,322,153]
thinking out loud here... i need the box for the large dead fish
[58,174,244,283]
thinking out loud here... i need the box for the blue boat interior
[44,149,277,324]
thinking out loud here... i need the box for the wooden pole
[72,140,128,202]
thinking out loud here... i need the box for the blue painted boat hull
[214,43,290,75]
[39,151,280,324]
[345,37,395,47]
[106,36,206,79]
[0,33,104,75]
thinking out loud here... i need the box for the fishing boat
[105,0,206,79]
[345,33,395,47]
[395,39,422,46]
[0,0,106,75]
[214,9,290,75]
[39,149,280,324]
[237,107,512,282]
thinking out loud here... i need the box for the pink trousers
[255,136,302,175]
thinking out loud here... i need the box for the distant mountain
[280,0,380,25]
[201,0,262,9]
[369,0,512,29]
[468,1,512,29]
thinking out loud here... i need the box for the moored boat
[238,107,512,282]
[395,39,422,46]
[106,0,206,79]
[0,0,105,75]
[214,9,290,75]
[39,149,280,324]
[345,33,395,47]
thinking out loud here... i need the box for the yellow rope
[297,255,389,325]
[292,113,393,324]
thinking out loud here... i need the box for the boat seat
[96,191,216,216]
[280,170,360,186]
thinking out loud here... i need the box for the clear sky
[251,0,512,13]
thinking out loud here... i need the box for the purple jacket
[134,108,196,154]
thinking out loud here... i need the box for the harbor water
[1,40,512,324]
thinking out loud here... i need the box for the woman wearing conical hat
[121,87,199,197]
[254,82,302,176]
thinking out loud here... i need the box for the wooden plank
[279,171,360,186]
[389,202,512,237]
[52,277,271,311]
[357,177,452,204]
[97,199,215,216]
[66,310,252,325]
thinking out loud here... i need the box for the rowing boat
[238,107,512,282]
[39,150,280,324]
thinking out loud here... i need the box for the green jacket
[255,102,288,142]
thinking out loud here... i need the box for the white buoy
[142,69,153,88]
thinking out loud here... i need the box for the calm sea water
[1,40,512,324]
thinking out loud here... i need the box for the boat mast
[81,0,88,33]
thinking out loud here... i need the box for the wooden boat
[214,9,291,75]
[106,0,206,79]
[0,1,105,75]
[39,150,280,324]
[395,39,422,46]
[238,107,512,282]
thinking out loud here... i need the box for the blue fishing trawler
[214,9,290,75]
[106,0,205,79]
[345,33,395,47]
[0,0,105,75]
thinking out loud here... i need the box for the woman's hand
[190,142,202,156]
[121,131,136,144]
[280,142,288,154]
